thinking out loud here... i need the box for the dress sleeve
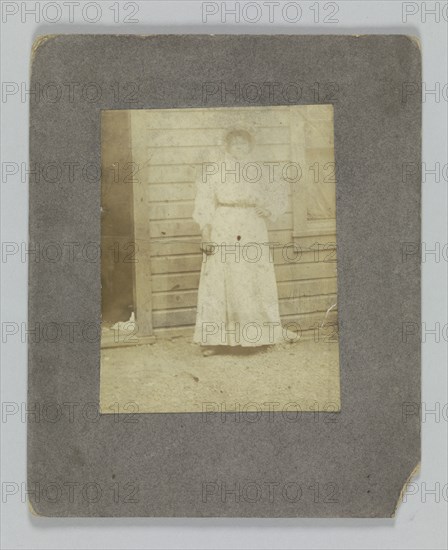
[192,175,216,231]
[265,180,290,223]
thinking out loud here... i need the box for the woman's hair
[225,128,254,151]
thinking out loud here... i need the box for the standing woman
[193,129,289,354]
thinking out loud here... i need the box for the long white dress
[192,156,289,347]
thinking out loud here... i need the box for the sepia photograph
[20,27,428,530]
[99,105,340,413]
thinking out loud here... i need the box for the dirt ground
[99,336,340,414]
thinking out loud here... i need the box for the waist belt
[217,202,257,208]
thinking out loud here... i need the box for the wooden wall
[127,106,338,340]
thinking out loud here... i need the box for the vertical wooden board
[290,106,308,236]
[306,146,337,221]
[304,104,336,224]
[304,105,337,236]
[130,111,153,335]
[100,111,134,322]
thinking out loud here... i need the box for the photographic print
[27,33,422,519]
[99,105,340,413]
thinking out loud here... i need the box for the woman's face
[228,135,252,157]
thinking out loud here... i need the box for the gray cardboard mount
[28,35,421,518]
